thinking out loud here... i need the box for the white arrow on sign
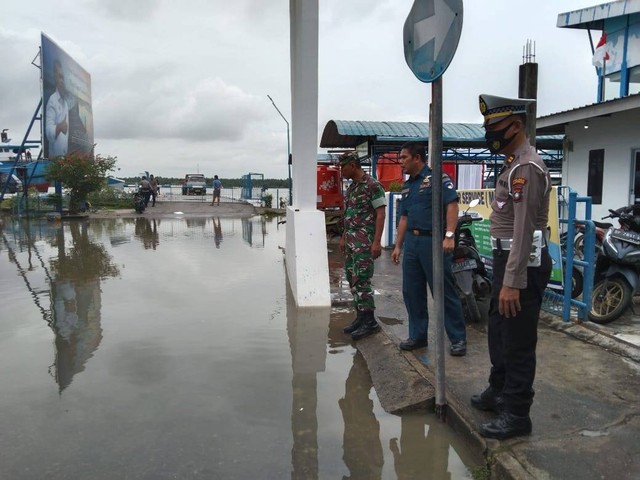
[412,0,456,55]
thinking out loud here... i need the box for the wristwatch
[445,231,455,239]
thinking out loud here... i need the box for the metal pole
[429,76,446,419]
[268,94,293,206]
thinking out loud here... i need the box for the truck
[182,174,207,195]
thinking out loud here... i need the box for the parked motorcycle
[452,199,491,323]
[133,189,146,214]
[588,205,640,324]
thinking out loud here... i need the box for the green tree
[45,152,117,213]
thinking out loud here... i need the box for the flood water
[0,215,479,479]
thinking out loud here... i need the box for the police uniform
[480,94,553,420]
[399,164,466,345]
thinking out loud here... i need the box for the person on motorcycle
[472,94,553,440]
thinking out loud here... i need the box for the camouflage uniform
[343,173,386,312]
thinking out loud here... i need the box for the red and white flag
[592,33,610,67]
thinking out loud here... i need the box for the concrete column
[286,0,330,307]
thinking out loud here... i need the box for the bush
[45,152,117,213]
[88,187,133,209]
[262,192,273,208]
[388,181,403,192]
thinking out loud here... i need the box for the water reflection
[242,216,267,248]
[213,217,223,248]
[287,282,330,479]
[340,352,384,479]
[49,221,119,392]
[390,415,452,480]
[134,217,160,250]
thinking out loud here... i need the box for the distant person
[25,150,32,161]
[139,176,152,207]
[1,129,8,143]
[339,152,386,340]
[45,60,69,158]
[149,174,159,207]
[210,175,222,206]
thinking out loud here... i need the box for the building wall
[564,108,640,220]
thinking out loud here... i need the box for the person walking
[339,152,387,340]
[390,142,467,356]
[210,175,222,206]
[139,176,152,207]
[149,174,159,207]
[471,94,552,440]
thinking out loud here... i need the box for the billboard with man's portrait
[41,33,94,159]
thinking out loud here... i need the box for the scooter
[589,205,640,324]
[452,199,491,323]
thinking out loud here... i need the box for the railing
[545,187,596,322]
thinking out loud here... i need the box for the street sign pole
[429,77,446,418]
[403,0,463,421]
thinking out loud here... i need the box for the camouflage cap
[339,151,359,166]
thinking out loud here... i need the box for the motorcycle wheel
[588,277,632,324]
[461,293,481,324]
[570,268,584,299]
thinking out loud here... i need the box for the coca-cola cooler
[317,165,343,210]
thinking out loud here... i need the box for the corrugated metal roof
[320,120,562,150]
[557,0,640,30]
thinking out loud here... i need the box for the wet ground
[0,215,480,479]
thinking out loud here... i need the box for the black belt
[409,229,431,236]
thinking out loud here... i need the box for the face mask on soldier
[484,124,516,154]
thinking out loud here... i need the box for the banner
[458,188,563,290]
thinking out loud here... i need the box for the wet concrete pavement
[360,250,640,479]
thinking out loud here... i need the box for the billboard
[41,33,94,159]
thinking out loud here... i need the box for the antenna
[522,39,536,64]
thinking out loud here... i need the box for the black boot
[350,311,379,340]
[470,386,504,413]
[479,412,532,440]
[343,311,364,334]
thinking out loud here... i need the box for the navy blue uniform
[399,165,466,343]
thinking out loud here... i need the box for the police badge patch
[512,177,526,203]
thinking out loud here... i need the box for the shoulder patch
[512,177,527,186]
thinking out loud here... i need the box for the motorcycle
[452,199,491,323]
[133,189,146,214]
[588,205,640,324]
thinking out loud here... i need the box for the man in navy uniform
[472,94,552,439]
[391,142,467,356]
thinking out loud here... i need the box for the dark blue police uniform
[399,165,466,343]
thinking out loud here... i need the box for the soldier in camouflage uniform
[339,152,387,340]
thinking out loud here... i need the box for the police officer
[339,152,387,340]
[471,94,552,440]
[391,142,467,356]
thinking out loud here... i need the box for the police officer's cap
[479,94,535,127]
[339,151,359,166]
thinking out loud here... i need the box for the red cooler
[317,165,343,210]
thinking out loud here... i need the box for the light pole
[267,94,292,206]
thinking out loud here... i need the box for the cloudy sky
[1,0,603,179]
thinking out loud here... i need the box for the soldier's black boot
[350,311,379,340]
[343,311,364,334]
[479,412,532,440]
[470,386,504,413]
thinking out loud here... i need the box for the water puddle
[0,216,481,479]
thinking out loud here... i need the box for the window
[587,149,605,204]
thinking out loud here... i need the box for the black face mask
[484,124,516,154]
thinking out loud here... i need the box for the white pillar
[286,0,330,307]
